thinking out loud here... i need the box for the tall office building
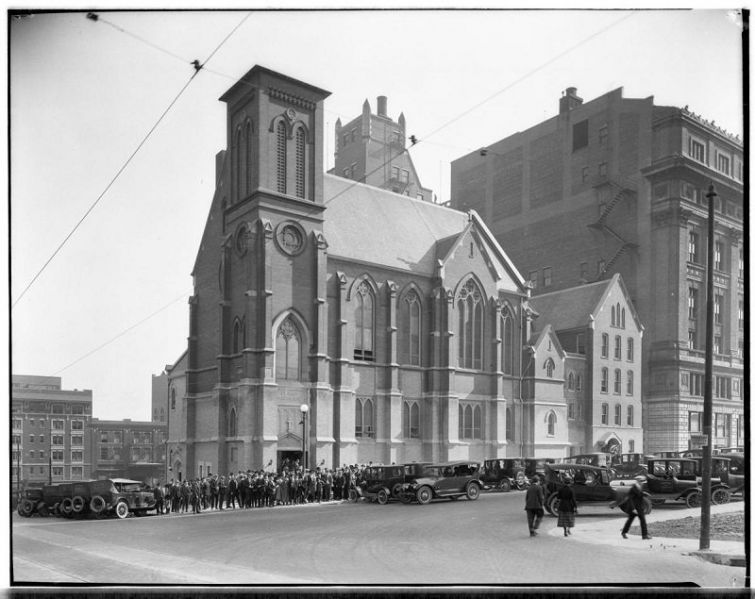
[450,87,744,454]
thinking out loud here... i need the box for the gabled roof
[528,324,566,359]
[528,278,613,331]
[324,175,525,288]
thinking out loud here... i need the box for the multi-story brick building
[528,274,644,456]
[11,375,93,491]
[450,87,744,454]
[170,65,608,478]
[89,419,167,485]
[332,96,433,201]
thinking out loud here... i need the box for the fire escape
[588,176,639,281]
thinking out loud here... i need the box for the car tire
[499,480,511,493]
[115,500,129,519]
[37,503,50,517]
[18,499,34,517]
[71,495,86,514]
[416,486,433,505]
[90,495,106,514]
[466,482,480,501]
[712,488,731,505]
[376,489,389,505]
[546,493,560,516]
[391,483,403,498]
[399,493,413,504]
[685,490,701,508]
[60,498,74,516]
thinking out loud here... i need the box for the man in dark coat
[153,482,164,515]
[524,475,545,536]
[618,476,652,540]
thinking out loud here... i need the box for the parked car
[542,463,651,516]
[480,458,530,492]
[398,461,482,505]
[560,453,614,468]
[644,458,704,508]
[611,453,653,480]
[687,456,736,504]
[356,463,429,504]
[718,453,745,497]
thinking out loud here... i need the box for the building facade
[171,65,604,478]
[450,87,744,454]
[89,419,167,486]
[332,96,433,201]
[528,274,644,456]
[11,375,93,491]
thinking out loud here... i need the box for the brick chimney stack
[559,87,583,114]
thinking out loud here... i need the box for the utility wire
[52,292,191,375]
[12,12,251,309]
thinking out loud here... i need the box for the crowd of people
[151,462,371,515]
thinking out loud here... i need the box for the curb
[688,550,747,568]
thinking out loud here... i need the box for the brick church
[169,65,636,477]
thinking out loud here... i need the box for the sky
[8,7,745,421]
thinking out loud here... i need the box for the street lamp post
[300,404,309,470]
[700,184,716,550]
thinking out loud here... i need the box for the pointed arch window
[457,279,484,369]
[235,127,245,202]
[355,397,375,438]
[611,305,616,326]
[405,290,421,366]
[567,372,575,390]
[354,281,374,361]
[403,401,420,438]
[500,307,514,375]
[506,407,514,441]
[228,407,237,437]
[547,411,556,436]
[275,316,301,380]
[621,307,626,329]
[276,121,287,194]
[295,127,305,199]
[233,318,241,354]
[459,402,482,440]
[245,121,253,196]
[171,388,176,410]
[545,358,555,378]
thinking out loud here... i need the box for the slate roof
[323,174,470,276]
[529,278,613,332]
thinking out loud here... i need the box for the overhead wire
[12,11,251,309]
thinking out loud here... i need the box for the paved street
[12,491,745,587]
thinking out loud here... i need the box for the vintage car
[542,463,652,516]
[644,458,705,508]
[480,458,530,492]
[718,453,745,497]
[687,456,737,504]
[356,463,429,504]
[91,478,157,518]
[398,461,482,505]
[610,453,654,480]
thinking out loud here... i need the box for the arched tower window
[403,401,420,438]
[170,388,176,410]
[459,403,482,440]
[295,127,306,199]
[501,307,513,375]
[275,316,301,380]
[355,397,375,438]
[228,407,237,437]
[245,121,253,196]
[547,411,556,436]
[506,407,514,441]
[568,372,574,390]
[457,278,484,369]
[545,358,555,378]
[405,290,421,366]
[235,127,244,202]
[276,121,287,194]
[233,318,241,354]
[354,281,374,362]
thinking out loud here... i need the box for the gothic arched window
[355,397,375,438]
[236,127,244,202]
[405,290,421,366]
[403,401,420,438]
[459,403,482,440]
[275,317,301,380]
[354,281,374,361]
[245,121,253,195]
[295,127,305,199]
[545,358,555,378]
[547,411,556,436]
[228,407,237,437]
[170,388,176,410]
[276,121,287,194]
[501,307,514,375]
[457,279,483,369]
[506,407,514,441]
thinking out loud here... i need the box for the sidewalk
[550,501,746,567]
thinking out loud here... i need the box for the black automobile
[357,463,429,504]
[398,461,483,505]
[644,458,704,508]
[480,458,529,492]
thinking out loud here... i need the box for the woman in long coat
[557,476,578,536]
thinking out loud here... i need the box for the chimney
[559,87,583,114]
[377,95,387,117]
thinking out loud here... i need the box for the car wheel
[115,500,130,519]
[685,490,701,508]
[399,493,413,504]
[90,495,106,514]
[37,503,50,517]
[376,489,389,505]
[499,480,511,493]
[712,488,731,505]
[466,482,480,501]
[18,499,34,517]
[60,498,74,516]
[391,483,403,498]
[71,495,86,514]
[416,486,433,505]
[546,493,560,516]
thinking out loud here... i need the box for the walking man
[618,475,652,540]
[524,475,545,537]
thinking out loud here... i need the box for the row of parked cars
[353,450,746,516]
[16,478,157,520]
